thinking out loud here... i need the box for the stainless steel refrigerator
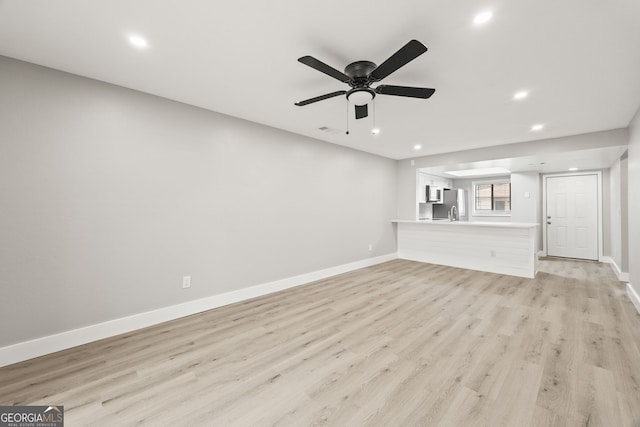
[433,188,468,221]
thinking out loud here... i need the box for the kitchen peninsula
[393,220,539,278]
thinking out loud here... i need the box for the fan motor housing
[344,61,377,87]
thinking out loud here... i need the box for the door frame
[542,171,603,261]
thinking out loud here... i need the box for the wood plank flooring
[1,258,640,426]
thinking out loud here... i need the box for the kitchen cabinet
[417,172,452,203]
[417,172,454,219]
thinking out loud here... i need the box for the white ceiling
[1,0,639,160]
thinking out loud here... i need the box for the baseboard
[601,256,630,282]
[0,253,397,368]
[627,283,640,315]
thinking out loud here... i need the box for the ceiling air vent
[318,126,342,135]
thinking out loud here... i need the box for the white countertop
[392,219,539,229]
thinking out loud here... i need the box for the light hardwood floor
[1,259,640,426]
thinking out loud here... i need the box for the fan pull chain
[372,99,376,133]
[345,100,350,135]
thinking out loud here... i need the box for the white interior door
[546,174,598,260]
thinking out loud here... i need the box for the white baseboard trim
[0,253,397,368]
[627,283,640,315]
[601,256,630,282]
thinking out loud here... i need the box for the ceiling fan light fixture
[347,89,374,106]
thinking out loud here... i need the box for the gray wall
[0,56,397,347]
[602,169,611,258]
[628,108,640,295]
[607,155,629,273]
[510,172,542,252]
[510,172,539,224]
[607,162,621,265]
[621,153,629,272]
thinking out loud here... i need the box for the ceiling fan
[295,40,435,120]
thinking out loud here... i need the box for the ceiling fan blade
[295,90,346,106]
[375,85,435,99]
[298,56,351,83]
[369,40,428,82]
[355,104,368,120]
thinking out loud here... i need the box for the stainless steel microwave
[426,185,443,203]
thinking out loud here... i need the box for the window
[473,180,511,215]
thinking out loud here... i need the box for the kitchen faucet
[449,205,457,221]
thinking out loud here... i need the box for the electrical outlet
[368,244,373,251]
[182,276,191,289]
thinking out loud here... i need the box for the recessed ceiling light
[568,167,579,171]
[531,124,544,131]
[513,91,529,100]
[128,34,148,49]
[473,11,493,25]
[414,144,422,150]
[445,167,511,177]
[371,128,380,135]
